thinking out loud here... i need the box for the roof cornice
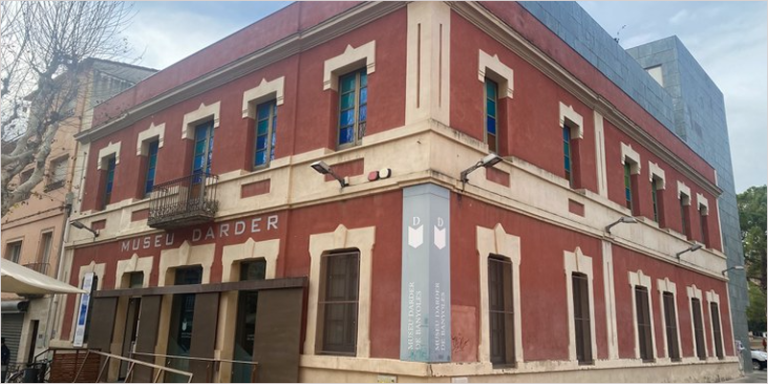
[450,2,722,197]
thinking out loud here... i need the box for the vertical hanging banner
[73,272,95,347]
[400,184,451,362]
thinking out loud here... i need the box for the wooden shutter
[662,292,680,360]
[488,256,515,366]
[87,297,118,352]
[572,273,592,364]
[133,295,162,382]
[710,302,724,359]
[189,293,220,383]
[252,288,304,383]
[691,298,706,360]
[635,287,653,361]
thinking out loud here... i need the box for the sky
[124,1,766,193]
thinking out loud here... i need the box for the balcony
[147,172,219,230]
[23,262,50,275]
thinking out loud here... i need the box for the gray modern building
[518,1,750,372]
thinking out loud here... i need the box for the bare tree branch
[1,1,135,217]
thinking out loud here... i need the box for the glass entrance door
[231,260,265,383]
[166,267,202,382]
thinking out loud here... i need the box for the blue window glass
[563,126,572,186]
[103,157,116,208]
[193,121,214,177]
[337,68,367,148]
[624,162,633,211]
[254,100,277,168]
[485,78,498,153]
[144,140,159,196]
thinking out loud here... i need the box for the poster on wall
[400,184,451,362]
[72,272,95,347]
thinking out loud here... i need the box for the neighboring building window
[254,100,277,168]
[337,69,367,149]
[102,156,117,209]
[572,272,593,364]
[635,286,654,362]
[699,205,710,248]
[651,178,660,223]
[488,256,515,366]
[318,250,359,355]
[192,121,215,176]
[563,126,573,187]
[143,140,159,197]
[46,156,68,191]
[691,298,706,360]
[680,193,691,239]
[485,78,499,153]
[5,241,22,263]
[662,292,680,361]
[624,162,633,211]
[37,231,53,266]
[710,302,724,359]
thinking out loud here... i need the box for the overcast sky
[125,1,766,193]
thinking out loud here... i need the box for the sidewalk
[722,369,767,383]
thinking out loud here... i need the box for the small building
[52,2,741,382]
[1,59,155,367]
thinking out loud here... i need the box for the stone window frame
[629,269,657,361]
[323,41,376,92]
[136,122,165,156]
[564,247,597,364]
[656,278,682,362]
[686,284,708,360]
[705,289,725,360]
[181,102,221,141]
[476,223,523,366]
[560,102,584,188]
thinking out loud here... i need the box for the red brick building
[52,2,739,382]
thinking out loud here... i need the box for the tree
[737,185,767,292]
[1,1,133,217]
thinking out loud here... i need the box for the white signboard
[73,272,95,347]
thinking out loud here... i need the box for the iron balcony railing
[147,172,219,230]
[23,262,50,275]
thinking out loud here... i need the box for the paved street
[723,369,767,383]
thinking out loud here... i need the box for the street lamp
[675,243,702,261]
[310,160,348,188]
[605,216,638,234]
[460,153,503,187]
[70,221,99,237]
[721,265,745,276]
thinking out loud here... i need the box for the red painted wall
[612,245,734,359]
[604,121,722,252]
[81,9,407,212]
[478,2,717,185]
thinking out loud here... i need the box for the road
[724,369,767,383]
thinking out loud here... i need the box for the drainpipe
[43,192,74,348]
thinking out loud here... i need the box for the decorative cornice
[75,1,406,144]
[449,2,722,197]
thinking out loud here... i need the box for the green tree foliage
[747,282,767,334]
[737,185,767,291]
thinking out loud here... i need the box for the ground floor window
[166,266,202,382]
[317,250,359,356]
[232,260,266,383]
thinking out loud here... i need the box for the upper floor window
[699,204,710,248]
[37,231,53,266]
[19,169,33,199]
[624,162,633,211]
[679,193,692,239]
[651,177,661,223]
[337,69,367,149]
[317,250,359,356]
[563,126,573,187]
[102,156,117,209]
[485,79,499,153]
[5,241,22,263]
[254,100,277,169]
[46,156,68,191]
[488,255,515,366]
[143,140,159,197]
[193,121,215,176]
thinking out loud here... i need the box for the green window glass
[485,79,498,153]
[338,69,367,148]
[564,127,572,186]
[104,157,116,207]
[254,100,277,168]
[624,162,632,210]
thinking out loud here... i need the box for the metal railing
[23,262,50,275]
[73,349,194,383]
[132,351,259,383]
[147,172,218,229]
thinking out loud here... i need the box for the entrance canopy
[1,258,85,295]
